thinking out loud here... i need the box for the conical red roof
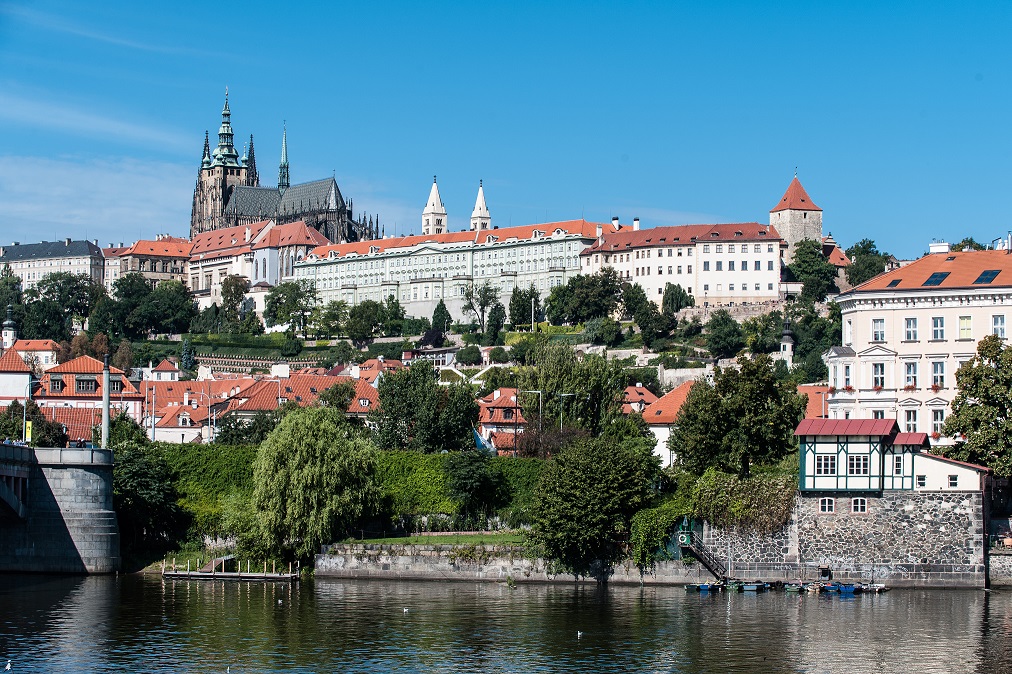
[771,177,821,212]
[0,348,31,373]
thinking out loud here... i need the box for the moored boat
[864,583,890,593]
[742,581,767,592]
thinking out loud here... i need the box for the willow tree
[252,407,379,560]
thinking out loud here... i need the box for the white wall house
[824,247,1012,447]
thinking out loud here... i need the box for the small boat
[698,582,722,592]
[863,583,890,593]
[806,583,821,594]
[784,582,804,593]
[839,583,857,594]
[821,582,841,593]
[684,584,700,592]
[742,582,767,592]
[725,581,744,592]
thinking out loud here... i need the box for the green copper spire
[213,88,240,167]
[201,130,211,168]
[278,122,290,191]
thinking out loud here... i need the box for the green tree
[220,275,250,329]
[741,310,783,354]
[25,272,100,334]
[252,407,379,560]
[107,272,154,339]
[661,283,694,316]
[318,380,356,411]
[445,450,502,519]
[584,317,623,347]
[788,238,838,303]
[113,442,185,554]
[531,437,655,581]
[456,344,482,366]
[372,360,478,453]
[942,335,1012,476]
[112,340,133,375]
[704,309,744,359]
[180,338,197,370]
[331,340,356,366]
[0,400,68,447]
[789,302,842,383]
[432,299,452,334]
[21,298,71,342]
[263,280,319,338]
[845,239,891,287]
[621,283,650,321]
[311,300,349,338]
[463,281,499,333]
[381,295,406,336]
[485,301,507,345]
[93,411,149,448]
[545,269,623,325]
[670,353,806,477]
[488,346,509,364]
[140,280,196,335]
[346,300,384,346]
[951,237,987,252]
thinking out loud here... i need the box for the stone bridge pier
[0,443,120,574]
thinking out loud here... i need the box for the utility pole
[101,354,110,449]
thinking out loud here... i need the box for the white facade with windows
[824,248,1012,447]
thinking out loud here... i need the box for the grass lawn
[353,533,525,546]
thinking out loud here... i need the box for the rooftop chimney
[928,241,951,254]
[612,217,620,231]
[65,238,71,246]
[596,223,603,239]
[633,217,640,231]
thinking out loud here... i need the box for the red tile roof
[153,359,180,372]
[156,403,210,428]
[0,349,32,373]
[581,223,784,256]
[48,355,125,375]
[621,385,658,414]
[794,418,897,437]
[38,356,141,400]
[846,250,1012,293]
[642,381,695,425]
[893,432,929,447]
[190,220,271,261]
[478,388,527,425]
[252,221,329,250]
[234,375,378,415]
[822,238,851,268]
[12,339,59,352]
[797,384,830,419]
[770,177,821,212]
[309,220,618,259]
[124,237,192,259]
[0,405,102,443]
[103,246,130,258]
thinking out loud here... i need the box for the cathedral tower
[470,180,491,231]
[421,176,447,236]
[190,91,250,237]
[770,175,823,263]
[278,124,290,192]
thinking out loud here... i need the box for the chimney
[119,242,123,247]
[245,226,251,242]
[612,217,620,231]
[633,217,641,231]
[928,241,951,254]
[65,238,71,246]
[183,391,189,406]
[596,223,603,239]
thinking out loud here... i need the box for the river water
[1,575,1012,673]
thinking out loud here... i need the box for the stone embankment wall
[703,491,987,587]
[316,544,711,585]
[0,448,120,574]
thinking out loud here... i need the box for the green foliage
[93,412,149,448]
[219,275,249,328]
[531,438,656,580]
[180,338,196,370]
[432,299,453,334]
[374,450,455,515]
[456,344,482,366]
[445,450,503,518]
[331,340,356,365]
[662,283,694,315]
[689,468,797,533]
[545,268,623,325]
[942,334,1012,476]
[621,283,650,321]
[252,407,380,561]
[485,301,507,345]
[215,405,297,446]
[0,400,67,447]
[372,360,478,453]
[309,300,349,338]
[318,380,356,411]
[584,316,623,347]
[22,272,100,341]
[346,299,384,345]
[788,302,842,383]
[788,238,838,303]
[491,457,544,523]
[670,353,806,477]
[630,498,689,569]
[845,238,891,287]
[704,309,744,359]
[741,310,783,354]
[509,285,542,327]
[463,281,499,333]
[488,346,509,364]
[951,237,987,252]
[401,317,431,337]
[113,442,186,555]
[264,280,319,337]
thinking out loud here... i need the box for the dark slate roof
[0,239,103,262]
[277,178,344,216]
[825,345,856,357]
[224,186,282,218]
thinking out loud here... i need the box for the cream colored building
[0,239,104,289]
[824,246,1012,447]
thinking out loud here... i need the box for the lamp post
[559,392,575,431]
[520,389,542,432]
[191,391,217,443]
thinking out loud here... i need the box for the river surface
[2,575,1012,673]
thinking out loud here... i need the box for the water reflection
[0,575,1007,673]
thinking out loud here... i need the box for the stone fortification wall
[316,544,710,585]
[0,448,120,574]
[988,551,1012,586]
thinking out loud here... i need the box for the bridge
[0,442,120,574]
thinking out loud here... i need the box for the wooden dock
[161,556,299,582]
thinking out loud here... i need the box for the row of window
[830,408,947,433]
[820,498,868,513]
[866,315,1006,343]
[702,243,776,254]
[702,260,776,272]
[634,265,693,277]
[629,247,695,259]
[834,362,953,391]
[701,283,776,293]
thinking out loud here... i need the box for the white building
[581,222,785,305]
[824,246,1012,447]
[0,239,104,290]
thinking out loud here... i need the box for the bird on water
[5,659,10,671]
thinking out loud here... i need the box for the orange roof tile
[770,177,821,212]
[190,220,271,260]
[124,237,192,258]
[252,221,329,250]
[581,223,783,256]
[846,250,1012,293]
[153,359,180,372]
[795,418,897,437]
[11,339,59,352]
[0,349,31,373]
[797,384,830,419]
[621,385,658,414]
[47,355,125,375]
[103,246,130,258]
[234,375,378,415]
[156,404,211,428]
[642,381,695,425]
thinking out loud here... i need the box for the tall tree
[705,309,745,359]
[509,286,527,328]
[432,299,452,334]
[661,283,694,316]
[670,353,806,477]
[741,310,783,354]
[621,283,650,321]
[141,280,196,335]
[252,407,379,560]
[942,335,1012,476]
[787,238,838,303]
[311,300,349,338]
[112,340,134,375]
[220,275,250,329]
[381,295,406,336]
[263,280,318,337]
[485,301,507,345]
[545,269,622,325]
[346,300,384,346]
[845,239,891,287]
[463,281,499,333]
[531,437,656,581]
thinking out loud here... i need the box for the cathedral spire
[278,123,290,192]
[470,179,491,231]
[201,130,211,168]
[213,89,239,167]
[421,175,447,236]
[245,134,259,186]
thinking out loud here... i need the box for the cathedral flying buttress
[189,92,379,244]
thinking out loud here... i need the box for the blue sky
[0,1,1009,258]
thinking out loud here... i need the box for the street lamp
[520,389,542,432]
[559,392,575,431]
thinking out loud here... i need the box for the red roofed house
[622,384,658,414]
[477,388,527,455]
[642,381,695,467]
[34,356,144,422]
[117,235,192,290]
[188,219,272,310]
[770,176,823,263]
[140,359,181,382]
[0,348,33,406]
[227,374,379,422]
[824,247,1012,448]
[11,339,60,372]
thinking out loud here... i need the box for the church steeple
[245,134,259,186]
[470,179,491,231]
[2,304,16,351]
[421,175,447,236]
[278,124,290,192]
[213,89,240,167]
[201,130,211,168]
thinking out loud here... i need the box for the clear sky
[0,1,1009,258]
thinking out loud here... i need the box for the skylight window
[973,269,1001,285]
[887,279,902,288]
[922,272,950,287]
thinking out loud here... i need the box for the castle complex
[189,93,379,244]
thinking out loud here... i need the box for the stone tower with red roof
[770,175,823,262]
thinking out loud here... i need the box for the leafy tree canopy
[951,237,987,252]
[845,238,891,287]
[432,299,453,334]
[704,309,744,359]
[264,280,319,337]
[463,281,499,333]
[788,238,838,303]
[545,269,622,325]
[662,283,694,316]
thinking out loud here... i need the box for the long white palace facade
[291,177,806,319]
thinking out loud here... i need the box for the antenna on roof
[794,166,798,178]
